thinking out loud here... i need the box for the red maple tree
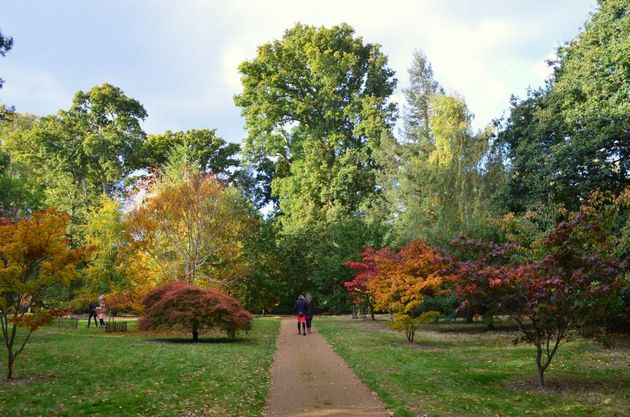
[451,192,628,388]
[343,246,384,319]
[139,281,253,342]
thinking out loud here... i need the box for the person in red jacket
[294,295,307,336]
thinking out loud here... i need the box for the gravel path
[264,317,390,417]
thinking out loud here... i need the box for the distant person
[294,295,307,336]
[97,294,107,328]
[305,293,315,334]
[87,302,98,328]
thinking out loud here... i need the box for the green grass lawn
[0,317,280,417]
[316,316,629,417]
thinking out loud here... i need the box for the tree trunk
[192,322,199,343]
[537,364,545,389]
[7,351,14,380]
[535,344,545,389]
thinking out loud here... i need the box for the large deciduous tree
[1,83,148,234]
[495,0,629,212]
[234,23,396,311]
[139,281,252,342]
[141,129,240,179]
[0,209,88,380]
[62,83,147,195]
[235,22,397,220]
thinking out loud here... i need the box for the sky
[2,0,598,143]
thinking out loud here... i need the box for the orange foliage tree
[0,209,89,379]
[345,241,448,342]
[368,240,447,316]
[124,168,255,288]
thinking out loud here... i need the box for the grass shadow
[504,374,630,394]
[148,336,250,344]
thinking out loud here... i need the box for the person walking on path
[294,295,307,335]
[87,302,98,327]
[265,317,389,416]
[305,293,315,334]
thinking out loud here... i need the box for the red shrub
[139,281,253,341]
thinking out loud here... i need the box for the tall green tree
[401,50,443,145]
[62,83,147,195]
[0,111,43,219]
[141,129,240,179]
[235,23,397,222]
[495,0,629,212]
[381,93,493,249]
[234,23,397,310]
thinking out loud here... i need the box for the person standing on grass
[295,294,307,336]
[87,302,98,327]
[97,294,107,328]
[305,293,315,334]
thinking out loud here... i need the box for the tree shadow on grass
[147,336,253,345]
[2,372,57,385]
[504,374,629,394]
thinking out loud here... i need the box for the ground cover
[316,316,629,417]
[0,317,279,417]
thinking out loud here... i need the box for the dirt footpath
[264,317,390,417]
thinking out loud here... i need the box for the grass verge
[0,317,280,417]
[316,316,629,417]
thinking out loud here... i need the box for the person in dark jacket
[87,302,98,328]
[294,295,307,335]
[305,293,315,334]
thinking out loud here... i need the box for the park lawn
[0,317,280,417]
[316,316,629,417]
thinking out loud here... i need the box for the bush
[139,281,253,342]
[389,311,440,343]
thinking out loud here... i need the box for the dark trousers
[306,316,313,329]
[87,312,98,327]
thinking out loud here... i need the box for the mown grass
[316,316,629,417]
[0,317,280,417]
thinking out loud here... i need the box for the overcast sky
[2,0,597,143]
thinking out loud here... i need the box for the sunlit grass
[0,317,280,417]
[317,316,629,417]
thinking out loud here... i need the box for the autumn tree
[139,281,252,342]
[451,192,628,388]
[345,241,445,341]
[124,149,255,287]
[368,240,446,316]
[344,246,382,319]
[0,209,88,380]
